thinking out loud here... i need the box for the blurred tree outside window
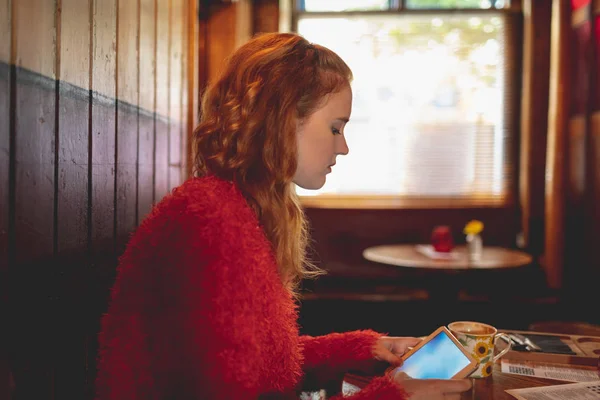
[293,0,519,207]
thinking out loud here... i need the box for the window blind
[294,6,520,208]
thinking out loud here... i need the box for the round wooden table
[362,244,534,307]
[363,244,533,271]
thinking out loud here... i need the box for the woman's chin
[293,176,326,191]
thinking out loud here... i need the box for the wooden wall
[543,0,599,311]
[0,0,196,397]
[519,0,551,260]
[564,0,600,302]
[200,0,252,83]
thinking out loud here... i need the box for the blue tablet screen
[394,330,472,379]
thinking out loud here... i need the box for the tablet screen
[395,330,473,379]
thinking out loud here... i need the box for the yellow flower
[474,340,491,359]
[464,220,484,235]
[481,361,493,377]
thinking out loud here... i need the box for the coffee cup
[448,321,512,378]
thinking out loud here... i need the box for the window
[291,0,520,208]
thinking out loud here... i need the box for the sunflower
[481,362,493,377]
[463,220,484,235]
[474,340,492,359]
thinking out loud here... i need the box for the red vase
[431,226,454,253]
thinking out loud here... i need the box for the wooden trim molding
[519,0,552,251]
[299,195,511,210]
[569,115,587,137]
[593,111,600,136]
[235,0,253,48]
[279,0,292,32]
[545,0,571,289]
[568,115,587,200]
[186,0,197,179]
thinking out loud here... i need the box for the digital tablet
[389,326,479,379]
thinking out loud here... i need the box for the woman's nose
[336,135,349,156]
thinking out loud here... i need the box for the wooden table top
[345,362,583,400]
[461,362,571,399]
[363,244,533,271]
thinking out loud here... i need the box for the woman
[95,33,471,399]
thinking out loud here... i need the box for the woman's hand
[372,336,422,366]
[392,371,472,400]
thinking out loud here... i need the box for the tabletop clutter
[425,220,484,261]
[497,329,600,399]
[425,223,600,398]
[359,220,600,398]
[343,324,600,399]
[358,221,599,398]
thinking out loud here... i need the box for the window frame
[288,0,523,209]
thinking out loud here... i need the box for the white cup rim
[448,321,498,336]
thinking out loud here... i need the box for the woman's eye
[331,127,341,135]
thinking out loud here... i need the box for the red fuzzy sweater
[95,176,407,399]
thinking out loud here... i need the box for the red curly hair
[192,33,352,290]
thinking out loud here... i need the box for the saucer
[415,245,461,260]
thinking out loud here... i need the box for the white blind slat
[296,12,516,206]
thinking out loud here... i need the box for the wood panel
[207,5,237,82]
[565,0,596,302]
[571,22,591,115]
[0,0,10,273]
[3,0,195,395]
[89,2,117,397]
[181,0,189,180]
[91,0,117,262]
[155,0,169,202]
[545,0,571,289]
[187,0,198,178]
[12,0,57,397]
[595,15,600,109]
[116,0,139,253]
[138,0,156,222]
[235,0,253,48]
[14,0,55,78]
[592,113,600,216]
[253,0,279,34]
[519,0,551,253]
[198,2,208,122]
[588,112,600,295]
[0,1,10,397]
[13,0,56,265]
[565,115,587,293]
[591,12,599,237]
[567,116,586,201]
[585,6,599,301]
[55,1,92,398]
[58,0,90,256]
[169,0,183,189]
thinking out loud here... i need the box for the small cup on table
[431,225,454,253]
[448,321,512,378]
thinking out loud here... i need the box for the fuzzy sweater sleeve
[300,330,382,372]
[332,376,408,400]
[298,331,408,399]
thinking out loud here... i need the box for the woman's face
[293,85,352,190]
